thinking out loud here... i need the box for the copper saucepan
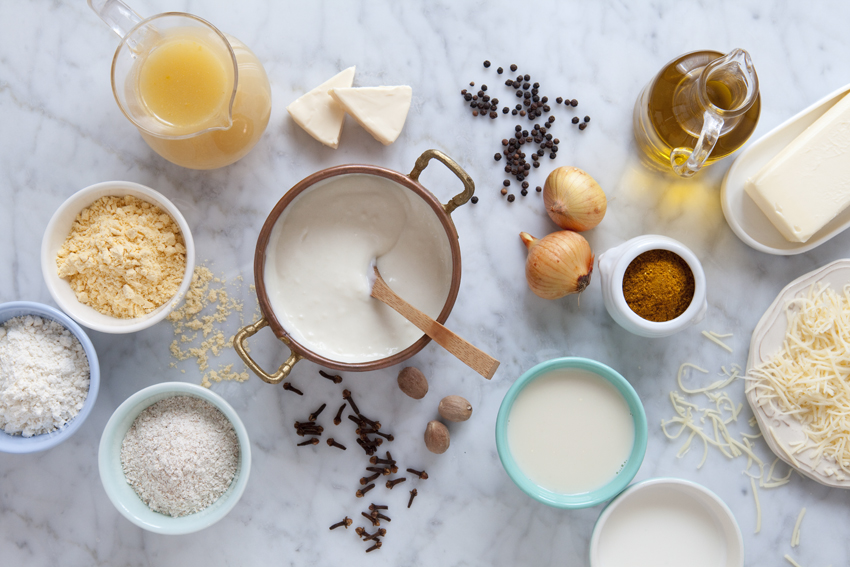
[234,149,475,384]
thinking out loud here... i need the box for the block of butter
[745,92,850,243]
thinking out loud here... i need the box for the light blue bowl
[0,301,100,453]
[495,357,648,509]
[98,382,251,534]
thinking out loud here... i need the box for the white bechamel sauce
[264,174,452,363]
[507,369,634,494]
[597,487,726,567]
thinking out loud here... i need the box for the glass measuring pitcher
[633,49,760,178]
[89,0,271,170]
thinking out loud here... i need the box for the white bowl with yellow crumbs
[41,181,195,334]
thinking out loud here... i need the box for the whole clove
[369,503,388,511]
[386,477,407,489]
[376,512,391,523]
[360,472,381,485]
[283,382,303,395]
[342,389,360,415]
[333,403,347,425]
[361,511,380,526]
[329,517,352,530]
[356,483,376,498]
[319,370,343,384]
[406,468,429,480]
[408,488,418,508]
[297,438,319,446]
[309,403,326,421]
[366,542,382,553]
[363,528,386,541]
[327,438,346,450]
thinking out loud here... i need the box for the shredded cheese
[784,555,804,567]
[749,476,761,533]
[748,284,850,476]
[791,507,806,547]
[703,330,733,352]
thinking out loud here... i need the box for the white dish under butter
[721,82,850,255]
[264,174,452,363]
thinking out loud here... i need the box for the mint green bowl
[495,357,647,509]
[98,382,251,534]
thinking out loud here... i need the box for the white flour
[121,395,239,517]
[0,315,90,437]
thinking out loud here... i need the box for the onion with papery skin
[543,166,607,231]
[520,231,594,299]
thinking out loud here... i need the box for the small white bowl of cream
[495,357,647,508]
[590,478,744,567]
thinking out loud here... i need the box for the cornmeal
[56,195,186,318]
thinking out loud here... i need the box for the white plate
[745,259,850,488]
[721,83,850,255]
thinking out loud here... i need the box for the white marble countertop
[3,0,850,565]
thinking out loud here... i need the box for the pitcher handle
[233,317,303,385]
[88,0,144,40]
[670,111,723,178]
[409,149,475,216]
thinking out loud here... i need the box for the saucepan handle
[409,149,475,216]
[233,317,302,384]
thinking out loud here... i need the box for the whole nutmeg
[397,367,428,399]
[438,395,473,422]
[424,420,450,454]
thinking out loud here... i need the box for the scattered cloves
[309,403,326,421]
[363,528,386,541]
[408,488,418,508]
[376,512,391,523]
[366,466,388,474]
[283,382,303,395]
[327,438,346,450]
[342,389,360,415]
[369,503,388,511]
[297,438,319,446]
[373,430,394,441]
[319,369,343,384]
[360,472,381,485]
[386,477,407,489]
[361,511,380,526]
[333,403,346,425]
[356,483,375,498]
[407,468,429,480]
[366,541,382,553]
[329,516,352,530]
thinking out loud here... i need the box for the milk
[596,487,727,567]
[507,369,634,493]
[264,174,452,363]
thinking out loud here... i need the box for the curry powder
[622,250,695,322]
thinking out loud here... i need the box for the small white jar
[597,235,707,338]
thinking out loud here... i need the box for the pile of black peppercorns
[462,61,592,203]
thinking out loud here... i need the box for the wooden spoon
[370,267,499,379]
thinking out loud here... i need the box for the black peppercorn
[570,99,578,107]
[469,81,474,86]
[483,60,491,68]
[503,107,509,114]
[522,83,530,90]
[579,123,587,130]
[533,162,540,168]
[584,116,590,122]
[523,74,530,81]
[503,180,510,186]
[510,64,517,71]
[489,111,497,118]
[553,138,560,144]
[572,116,580,124]
[556,97,563,104]
[504,165,511,172]
[543,105,550,112]
[505,79,512,86]
[482,84,488,91]
[541,96,548,103]
[464,94,472,101]
[471,196,479,204]
[512,109,518,115]
[497,67,503,74]
[494,153,501,161]
[521,188,528,196]
[522,181,529,189]
[507,194,516,202]
[548,116,555,123]
[550,152,556,158]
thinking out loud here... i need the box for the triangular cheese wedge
[330,86,412,145]
[286,66,355,149]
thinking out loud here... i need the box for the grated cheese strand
[703,330,733,352]
[750,476,761,533]
[791,507,806,548]
[784,555,804,567]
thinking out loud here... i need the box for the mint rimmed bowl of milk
[495,357,647,508]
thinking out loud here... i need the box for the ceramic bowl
[0,301,100,453]
[597,235,707,338]
[589,478,744,567]
[98,382,251,534]
[495,357,648,509]
[41,181,195,334]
